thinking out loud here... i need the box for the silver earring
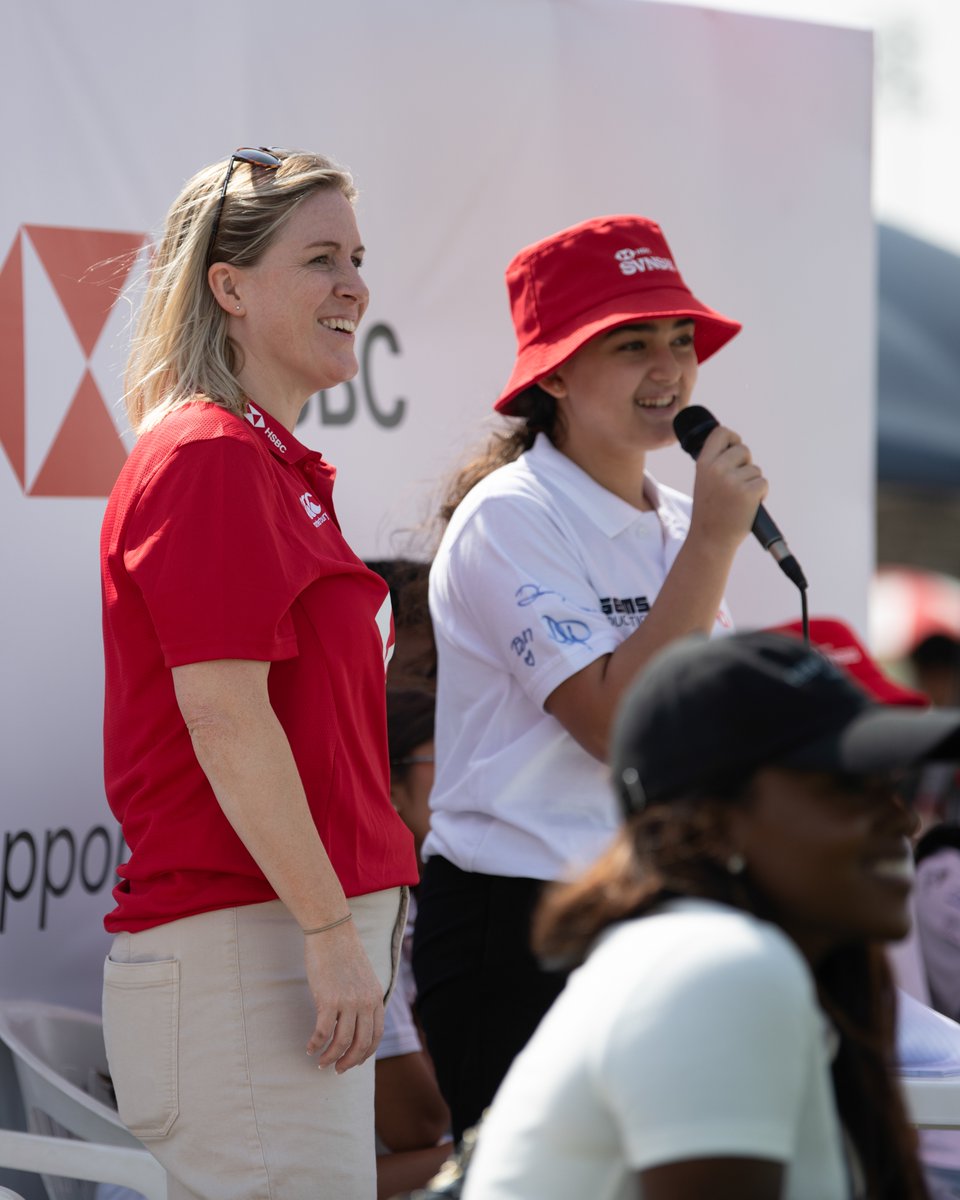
[235,304,241,312]
[726,853,746,876]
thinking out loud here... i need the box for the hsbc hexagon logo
[0,225,149,497]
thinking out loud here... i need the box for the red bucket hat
[495,214,742,415]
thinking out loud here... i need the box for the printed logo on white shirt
[299,492,329,528]
[600,594,652,628]
[614,247,678,277]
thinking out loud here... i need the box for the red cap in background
[771,617,929,708]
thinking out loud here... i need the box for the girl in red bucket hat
[413,214,768,1138]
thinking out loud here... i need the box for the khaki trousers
[103,888,405,1200]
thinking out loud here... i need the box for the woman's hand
[688,423,769,550]
[305,918,386,1072]
[172,659,385,1063]
[544,424,768,760]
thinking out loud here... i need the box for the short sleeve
[124,437,301,667]
[438,496,621,710]
[598,926,819,1170]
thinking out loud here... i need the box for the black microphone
[673,405,807,591]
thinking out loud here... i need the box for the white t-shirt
[916,847,960,1023]
[911,848,960,1175]
[463,901,852,1200]
[423,435,732,881]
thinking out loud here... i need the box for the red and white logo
[375,593,396,669]
[613,246,677,278]
[244,402,266,429]
[0,225,148,496]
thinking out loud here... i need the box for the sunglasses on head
[206,146,282,266]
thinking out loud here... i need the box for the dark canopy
[879,224,960,488]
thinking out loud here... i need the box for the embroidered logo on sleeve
[299,492,328,528]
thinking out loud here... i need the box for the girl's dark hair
[438,387,564,525]
[386,689,436,786]
[533,798,929,1200]
[818,942,928,1199]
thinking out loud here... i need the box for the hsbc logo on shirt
[0,225,148,496]
[244,403,266,429]
[299,492,328,528]
[244,402,287,453]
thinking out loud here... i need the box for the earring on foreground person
[460,630,960,1200]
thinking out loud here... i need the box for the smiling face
[539,317,699,467]
[727,767,918,963]
[226,187,368,423]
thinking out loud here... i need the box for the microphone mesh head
[672,405,717,458]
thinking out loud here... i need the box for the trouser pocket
[384,885,410,1004]
[102,955,180,1139]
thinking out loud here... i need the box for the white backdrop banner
[0,0,873,1011]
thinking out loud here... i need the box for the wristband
[301,913,353,935]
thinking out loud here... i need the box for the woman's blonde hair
[125,148,357,434]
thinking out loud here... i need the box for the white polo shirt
[463,901,852,1200]
[423,434,732,881]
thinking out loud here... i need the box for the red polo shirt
[101,400,417,932]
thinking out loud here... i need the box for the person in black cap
[462,631,960,1200]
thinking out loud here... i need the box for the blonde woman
[100,148,417,1200]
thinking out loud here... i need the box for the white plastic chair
[0,1002,166,1200]
[898,988,960,1128]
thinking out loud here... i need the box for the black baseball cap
[612,631,960,816]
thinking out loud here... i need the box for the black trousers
[411,855,568,1141]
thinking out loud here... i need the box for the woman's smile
[729,767,918,962]
[863,841,915,886]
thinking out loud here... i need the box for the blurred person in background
[912,823,960,1200]
[367,561,436,692]
[902,635,960,830]
[376,690,451,1198]
[464,631,960,1200]
[911,635,960,710]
